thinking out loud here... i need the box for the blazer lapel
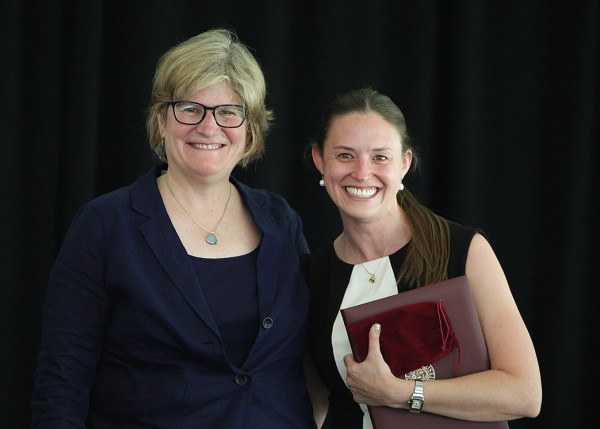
[235,179,283,317]
[132,166,221,337]
[130,167,291,339]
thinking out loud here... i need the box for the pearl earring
[399,182,405,191]
[319,176,325,187]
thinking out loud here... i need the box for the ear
[311,145,324,174]
[402,149,413,176]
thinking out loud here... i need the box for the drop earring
[319,175,325,187]
[155,138,166,160]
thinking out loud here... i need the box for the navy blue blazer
[32,165,316,429]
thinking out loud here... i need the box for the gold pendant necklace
[343,233,395,284]
[165,177,232,245]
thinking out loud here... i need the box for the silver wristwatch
[408,380,424,413]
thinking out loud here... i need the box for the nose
[352,157,372,181]
[195,109,220,132]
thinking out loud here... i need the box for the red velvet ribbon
[346,300,461,377]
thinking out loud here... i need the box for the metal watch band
[408,379,425,413]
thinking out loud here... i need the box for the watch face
[410,399,424,411]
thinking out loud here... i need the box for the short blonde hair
[147,28,273,166]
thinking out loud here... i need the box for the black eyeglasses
[168,101,247,128]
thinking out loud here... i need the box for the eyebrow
[332,145,393,152]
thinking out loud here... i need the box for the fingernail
[374,323,381,333]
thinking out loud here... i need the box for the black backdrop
[2,1,598,428]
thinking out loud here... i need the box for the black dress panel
[303,222,480,429]
[190,247,259,368]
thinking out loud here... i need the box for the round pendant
[206,232,219,245]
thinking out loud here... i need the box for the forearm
[31,334,94,428]
[32,237,108,426]
[380,369,541,421]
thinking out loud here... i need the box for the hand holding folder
[340,275,509,429]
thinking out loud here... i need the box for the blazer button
[235,374,248,385]
[262,317,274,329]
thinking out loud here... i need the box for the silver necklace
[165,177,232,245]
[343,233,395,284]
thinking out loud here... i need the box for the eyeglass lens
[173,101,246,128]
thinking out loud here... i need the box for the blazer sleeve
[31,203,110,428]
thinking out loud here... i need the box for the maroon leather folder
[340,275,509,428]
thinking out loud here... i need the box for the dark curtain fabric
[2,1,597,427]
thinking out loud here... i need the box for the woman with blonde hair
[32,29,316,429]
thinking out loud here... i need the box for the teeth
[346,186,376,198]
[191,143,221,149]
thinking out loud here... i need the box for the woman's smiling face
[160,81,247,181]
[312,111,411,222]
